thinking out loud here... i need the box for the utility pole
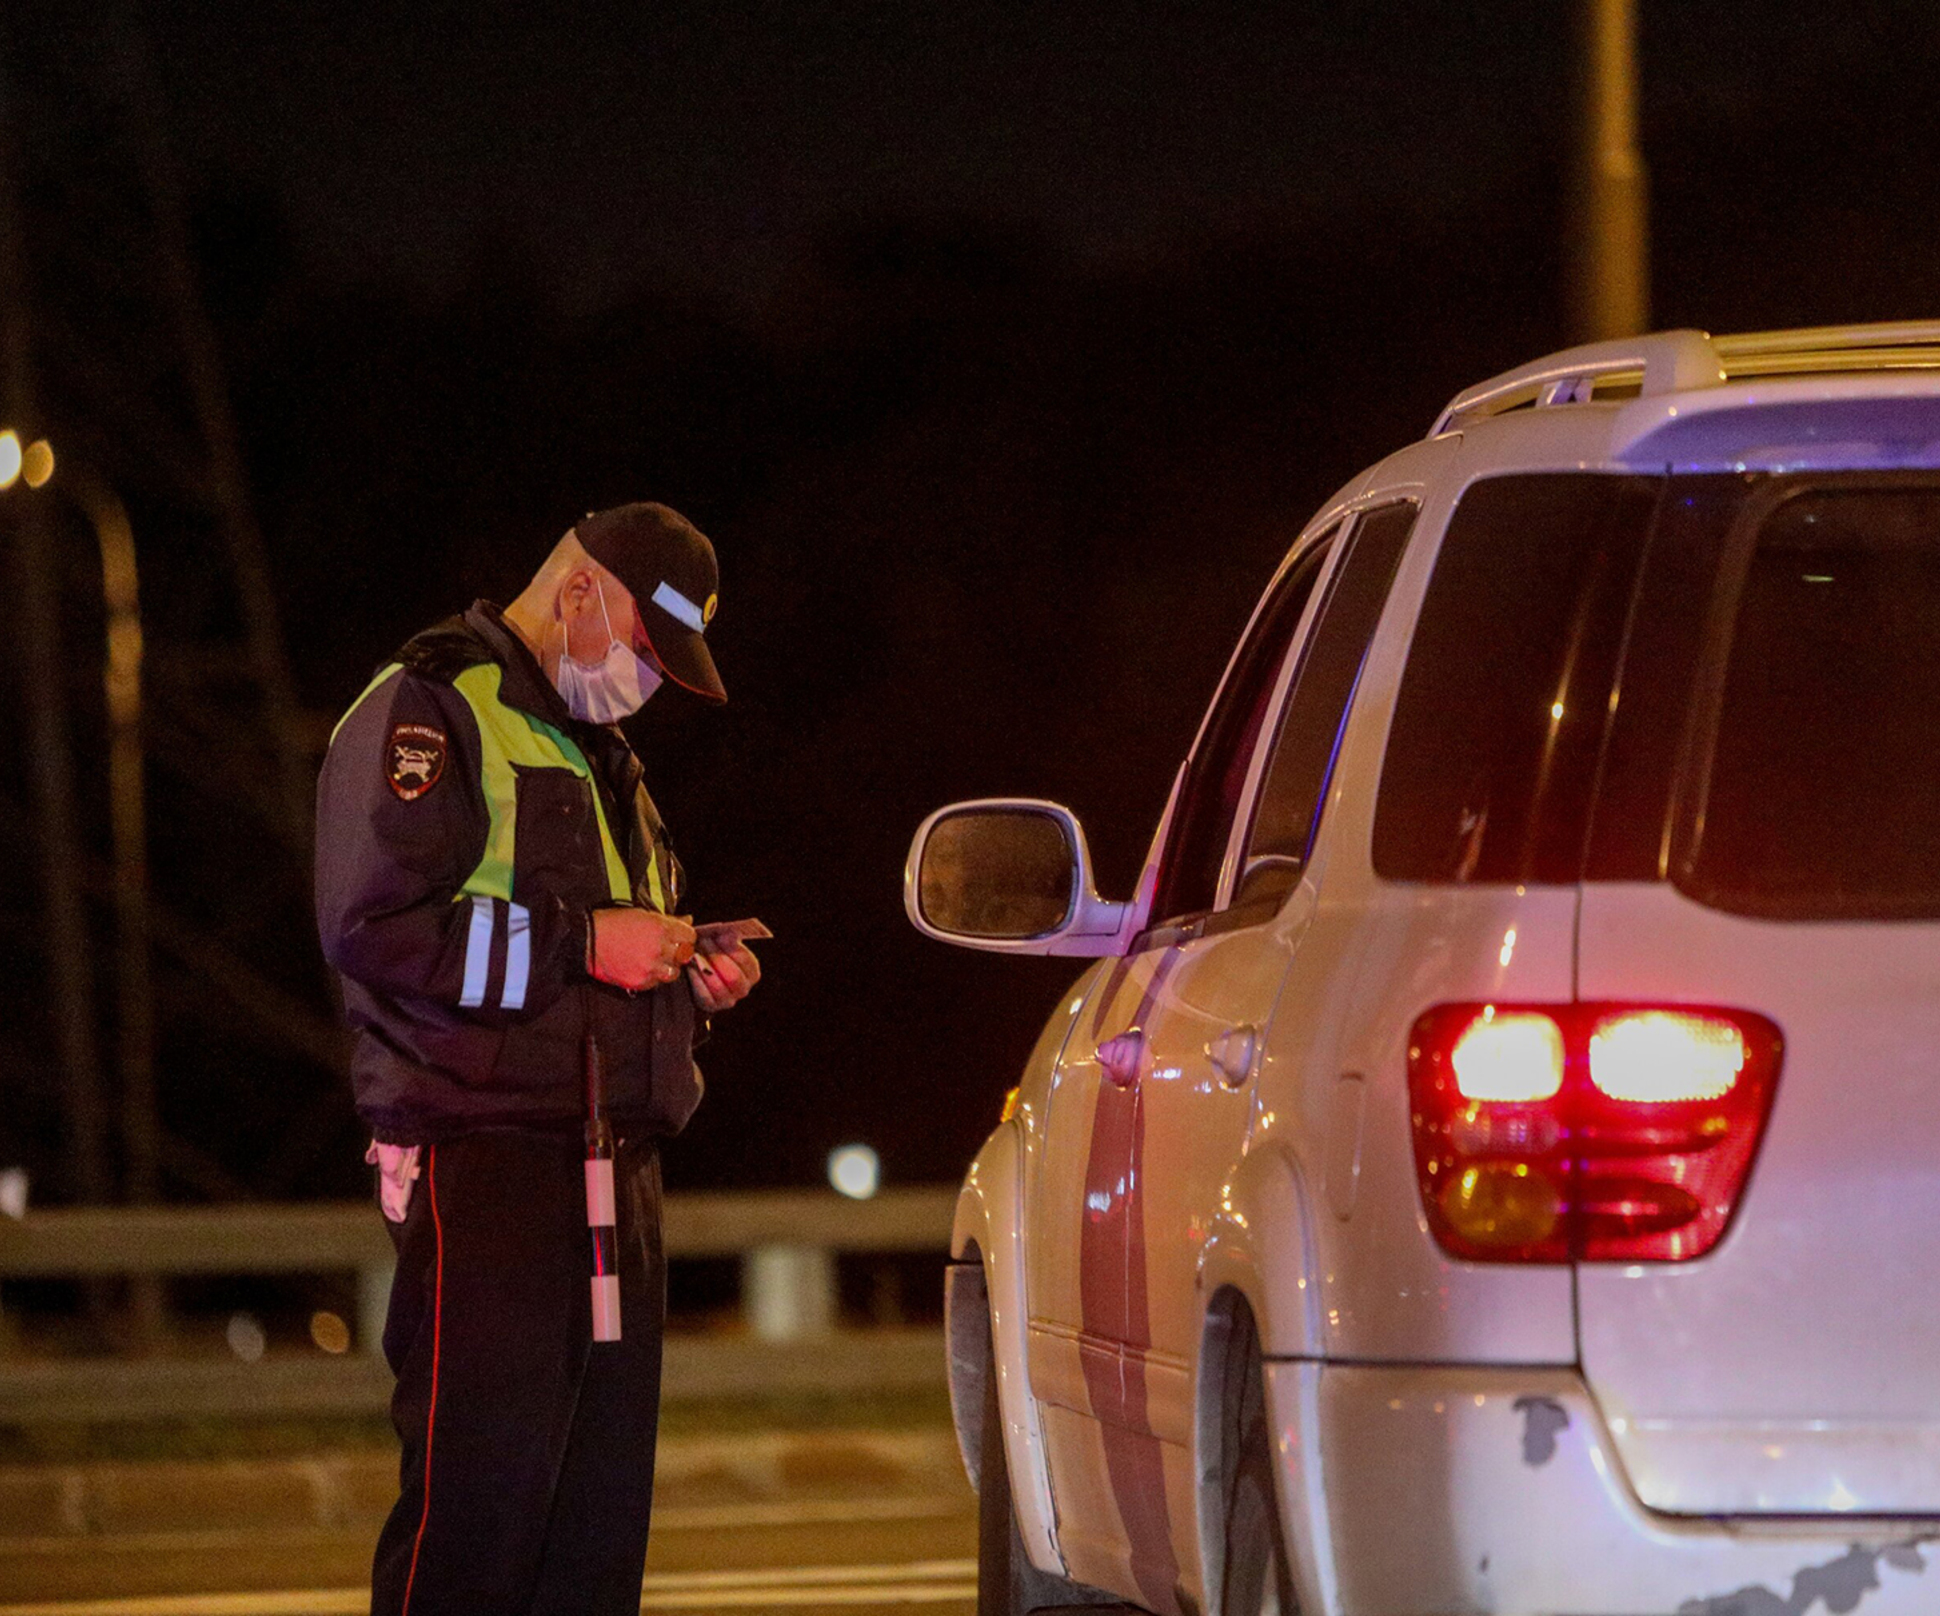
[0,43,113,1207]
[77,478,156,1210]
[1569,0,1650,342]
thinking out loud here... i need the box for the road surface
[0,1425,977,1614]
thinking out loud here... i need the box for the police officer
[315,503,760,1616]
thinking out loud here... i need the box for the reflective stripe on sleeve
[459,895,494,1008]
[501,902,531,1011]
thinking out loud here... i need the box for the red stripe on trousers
[400,1145,443,1616]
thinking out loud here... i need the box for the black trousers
[370,1129,666,1616]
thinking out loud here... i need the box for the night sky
[154,1,1563,304]
[144,2,1928,307]
[3,0,1938,1204]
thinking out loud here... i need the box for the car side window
[1147,531,1337,928]
[1236,502,1419,911]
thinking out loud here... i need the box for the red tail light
[1409,1003,1783,1263]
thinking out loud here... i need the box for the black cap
[574,502,726,703]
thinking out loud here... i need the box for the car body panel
[1195,1138,1323,1356]
[1612,372,1940,469]
[1047,900,1303,1613]
[1272,1361,1940,1616]
[1577,883,1940,1514]
[950,968,1106,1572]
[1274,881,1582,1363]
[1252,434,1583,1365]
[950,1125,1065,1571]
[1032,1399,1203,1611]
[1025,939,1203,1610]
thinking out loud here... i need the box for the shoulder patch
[387,723,448,801]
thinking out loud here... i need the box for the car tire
[977,1314,1120,1615]
[1218,1315,1299,1616]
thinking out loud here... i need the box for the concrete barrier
[0,1328,951,1423]
[0,1188,959,1421]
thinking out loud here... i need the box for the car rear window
[1373,475,1658,884]
[1681,481,1940,919]
[1378,467,1940,917]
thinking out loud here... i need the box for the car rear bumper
[1263,1361,1939,1616]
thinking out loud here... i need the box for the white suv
[907,324,1940,1616]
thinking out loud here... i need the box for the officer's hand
[688,939,761,1013]
[589,908,697,992]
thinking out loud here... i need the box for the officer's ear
[555,565,601,622]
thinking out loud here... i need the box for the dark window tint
[1240,503,1418,909]
[1150,533,1335,925]
[1683,481,1940,919]
[1584,476,1748,881]
[1373,475,1658,884]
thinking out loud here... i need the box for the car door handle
[1096,1027,1144,1087]
[1207,1025,1260,1087]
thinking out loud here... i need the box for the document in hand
[693,917,772,952]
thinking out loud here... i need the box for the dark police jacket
[315,602,702,1145]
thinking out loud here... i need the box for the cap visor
[643,621,726,703]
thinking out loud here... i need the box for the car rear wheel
[1219,1315,1298,1616]
[977,1314,1119,1615]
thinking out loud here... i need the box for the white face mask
[555,580,664,723]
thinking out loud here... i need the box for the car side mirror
[904,799,1130,956]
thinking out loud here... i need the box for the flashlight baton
[583,1028,621,1343]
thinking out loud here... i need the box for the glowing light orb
[828,1143,881,1200]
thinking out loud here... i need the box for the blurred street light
[0,428,55,490]
[309,1310,352,1355]
[828,1144,881,1200]
[225,1312,267,1363]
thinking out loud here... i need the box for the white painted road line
[645,1560,974,1590]
[0,1596,367,1616]
[0,1559,982,1616]
[654,1496,970,1531]
[637,1561,977,1609]
[638,1585,976,1609]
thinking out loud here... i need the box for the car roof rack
[1429,321,1940,438]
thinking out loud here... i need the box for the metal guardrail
[0,1187,960,1422]
[0,1187,960,1273]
